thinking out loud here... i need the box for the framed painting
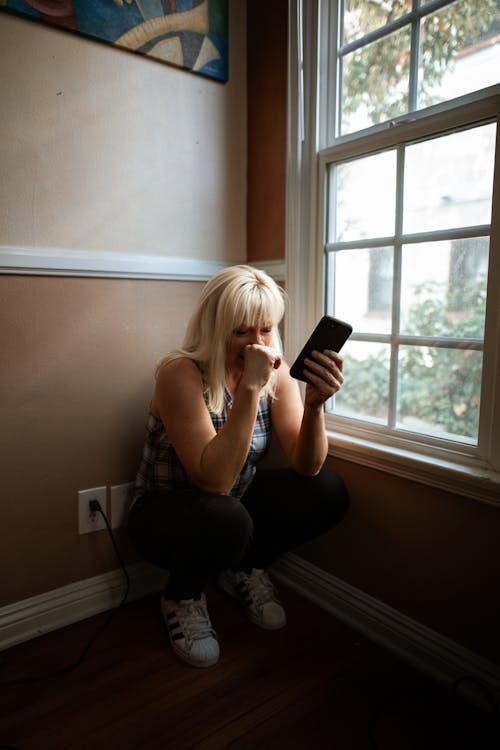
[1,0,228,82]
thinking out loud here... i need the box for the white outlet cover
[78,486,107,534]
[110,482,134,529]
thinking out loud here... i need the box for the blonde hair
[157,265,286,414]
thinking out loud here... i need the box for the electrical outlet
[110,482,134,529]
[78,487,107,534]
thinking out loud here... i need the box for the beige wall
[0,276,203,603]
[0,5,247,605]
[0,8,246,260]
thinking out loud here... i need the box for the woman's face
[226,321,274,372]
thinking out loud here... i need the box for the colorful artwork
[1,0,228,82]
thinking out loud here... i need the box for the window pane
[341,27,411,135]
[400,238,489,338]
[331,341,390,424]
[343,0,412,45]
[403,124,496,234]
[328,247,393,334]
[418,0,500,108]
[397,345,482,443]
[329,151,397,242]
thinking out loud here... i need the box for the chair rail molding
[0,246,287,282]
[0,245,231,281]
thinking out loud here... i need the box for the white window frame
[285,0,500,505]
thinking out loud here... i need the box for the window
[327,122,494,447]
[286,0,500,504]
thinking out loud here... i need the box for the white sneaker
[161,593,220,668]
[218,569,287,630]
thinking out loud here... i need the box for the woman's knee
[305,468,350,527]
[202,494,254,559]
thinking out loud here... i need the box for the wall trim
[0,246,286,282]
[2,553,499,713]
[327,432,500,508]
[0,562,164,653]
[249,259,286,280]
[0,246,229,281]
[272,553,500,713]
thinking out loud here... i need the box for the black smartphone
[290,315,353,382]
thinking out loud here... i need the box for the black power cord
[0,500,130,687]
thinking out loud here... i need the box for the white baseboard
[0,562,165,652]
[272,553,500,713]
[3,552,498,714]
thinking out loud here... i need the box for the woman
[128,265,349,668]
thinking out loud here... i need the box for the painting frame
[0,0,228,83]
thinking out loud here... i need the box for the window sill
[327,430,500,507]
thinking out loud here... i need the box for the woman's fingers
[304,350,344,388]
[247,344,282,369]
[301,350,345,408]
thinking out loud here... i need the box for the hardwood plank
[0,580,497,750]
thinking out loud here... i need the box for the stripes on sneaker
[160,593,220,668]
[166,611,184,641]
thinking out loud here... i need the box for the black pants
[128,467,349,601]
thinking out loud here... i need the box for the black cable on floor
[0,502,130,687]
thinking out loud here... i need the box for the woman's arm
[153,349,275,495]
[271,350,344,476]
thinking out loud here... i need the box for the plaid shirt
[133,385,272,501]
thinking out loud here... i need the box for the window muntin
[324,121,495,448]
[342,0,412,45]
[338,0,500,136]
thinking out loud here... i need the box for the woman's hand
[239,344,282,392]
[303,349,344,409]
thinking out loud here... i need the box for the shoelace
[177,600,215,643]
[243,571,277,607]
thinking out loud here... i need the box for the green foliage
[342,0,498,127]
[405,280,486,339]
[398,345,481,437]
[398,280,485,436]
[339,349,390,419]
[341,278,486,439]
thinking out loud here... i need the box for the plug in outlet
[110,482,134,529]
[78,486,107,534]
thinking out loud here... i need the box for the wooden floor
[0,579,497,750]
